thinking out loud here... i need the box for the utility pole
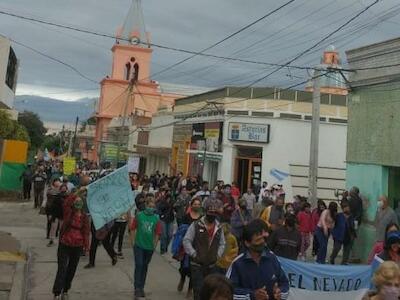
[308,70,321,207]
[116,77,135,168]
[71,116,79,158]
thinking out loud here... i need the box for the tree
[42,131,72,156]
[0,110,30,143]
[18,111,47,149]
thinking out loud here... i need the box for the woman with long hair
[315,201,337,264]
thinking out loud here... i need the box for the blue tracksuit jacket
[226,249,289,300]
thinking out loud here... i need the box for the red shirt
[60,195,90,250]
[297,211,313,233]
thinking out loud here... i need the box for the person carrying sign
[227,219,289,300]
[129,195,162,300]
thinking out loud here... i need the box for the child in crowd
[297,202,313,261]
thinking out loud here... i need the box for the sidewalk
[0,202,188,300]
[0,231,27,300]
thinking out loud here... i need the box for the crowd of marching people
[19,159,400,300]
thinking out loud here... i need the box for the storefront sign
[204,128,220,138]
[228,122,270,143]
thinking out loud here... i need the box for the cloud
[1,0,399,100]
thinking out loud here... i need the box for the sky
[1,0,400,101]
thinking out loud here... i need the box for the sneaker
[47,240,54,247]
[134,289,145,299]
[117,252,124,259]
[84,264,94,269]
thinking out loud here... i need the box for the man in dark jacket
[268,213,301,260]
[32,166,47,208]
[183,199,225,300]
[227,219,289,300]
[20,164,33,200]
[157,190,175,255]
[348,186,363,225]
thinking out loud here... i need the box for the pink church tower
[94,0,180,161]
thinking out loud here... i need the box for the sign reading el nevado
[228,122,270,143]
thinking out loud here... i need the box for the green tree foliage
[0,110,30,143]
[43,131,71,156]
[18,111,47,149]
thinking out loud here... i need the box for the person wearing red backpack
[52,190,90,300]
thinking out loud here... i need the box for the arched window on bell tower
[125,62,131,80]
[133,62,139,82]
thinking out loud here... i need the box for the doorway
[389,167,400,209]
[234,146,262,194]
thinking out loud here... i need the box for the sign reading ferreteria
[228,122,270,143]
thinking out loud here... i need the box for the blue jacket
[332,213,356,243]
[226,249,289,300]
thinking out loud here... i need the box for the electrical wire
[11,38,99,84]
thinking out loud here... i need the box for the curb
[8,242,31,300]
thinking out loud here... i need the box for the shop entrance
[234,146,262,194]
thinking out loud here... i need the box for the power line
[0,9,332,73]
[236,0,380,91]
[10,38,99,84]
[148,0,296,78]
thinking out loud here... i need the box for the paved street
[0,201,187,300]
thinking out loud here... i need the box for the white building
[0,36,18,118]
[171,87,348,201]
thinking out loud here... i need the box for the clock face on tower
[130,36,140,45]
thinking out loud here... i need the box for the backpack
[171,224,189,261]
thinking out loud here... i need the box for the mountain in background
[14,95,97,124]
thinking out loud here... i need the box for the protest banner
[278,257,372,300]
[127,155,140,173]
[63,157,76,175]
[87,165,134,230]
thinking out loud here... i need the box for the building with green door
[346,37,400,262]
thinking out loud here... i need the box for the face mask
[145,207,155,214]
[249,243,265,253]
[192,207,202,213]
[73,199,83,210]
[381,286,400,300]
[378,201,383,209]
[240,205,247,210]
[205,214,216,223]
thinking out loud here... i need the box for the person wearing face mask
[268,213,301,260]
[174,187,192,226]
[260,196,285,231]
[363,261,400,300]
[175,198,203,298]
[220,184,236,223]
[129,196,162,299]
[373,196,398,256]
[369,223,400,264]
[372,231,400,271]
[183,199,226,300]
[52,193,90,300]
[227,219,289,300]
[231,199,253,247]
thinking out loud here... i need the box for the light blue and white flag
[278,257,372,300]
[270,168,290,181]
[87,165,134,230]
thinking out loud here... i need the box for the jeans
[330,239,342,264]
[160,221,173,254]
[52,243,82,295]
[134,245,154,291]
[315,227,329,264]
[89,222,116,266]
[111,221,127,253]
[191,264,217,300]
